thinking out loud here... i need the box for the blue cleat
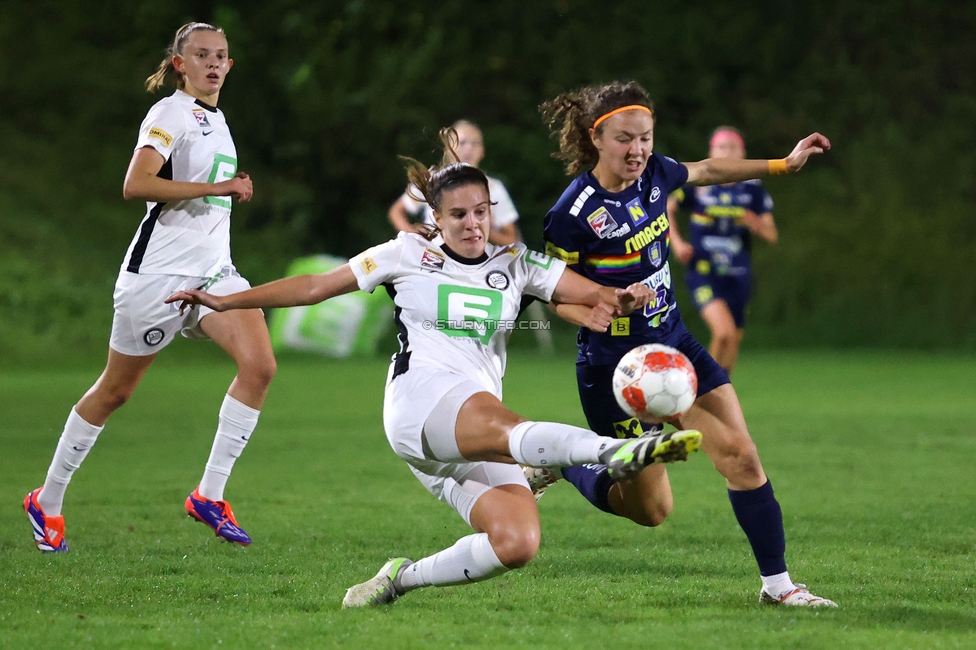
[24,488,69,553]
[185,487,251,545]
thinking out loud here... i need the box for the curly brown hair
[399,127,492,241]
[540,81,654,175]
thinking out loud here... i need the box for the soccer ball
[612,344,698,422]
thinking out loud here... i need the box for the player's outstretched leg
[185,487,252,545]
[342,558,414,608]
[760,583,837,608]
[24,488,68,553]
[600,429,702,482]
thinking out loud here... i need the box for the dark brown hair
[145,22,225,92]
[540,81,654,175]
[400,127,492,240]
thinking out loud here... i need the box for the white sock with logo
[397,533,508,592]
[507,420,614,468]
[198,395,260,502]
[38,407,104,517]
[761,571,795,597]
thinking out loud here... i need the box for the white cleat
[342,557,413,608]
[523,466,560,501]
[759,583,837,608]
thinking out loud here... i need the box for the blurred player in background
[668,127,779,375]
[389,120,553,351]
[535,80,836,607]
[168,133,701,607]
[24,22,272,552]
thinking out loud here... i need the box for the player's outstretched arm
[166,264,360,313]
[684,132,831,186]
[548,302,615,333]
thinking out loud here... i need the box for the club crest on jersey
[420,248,445,272]
[650,186,661,202]
[586,207,619,239]
[648,241,663,267]
[192,109,211,127]
[485,271,509,290]
[626,197,649,226]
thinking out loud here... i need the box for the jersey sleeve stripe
[568,186,596,217]
[544,242,579,264]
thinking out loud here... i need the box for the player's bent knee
[94,384,137,412]
[713,328,738,350]
[713,438,763,481]
[239,355,277,389]
[487,522,541,569]
[623,498,672,527]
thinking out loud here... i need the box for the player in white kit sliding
[167,129,703,606]
[24,22,273,552]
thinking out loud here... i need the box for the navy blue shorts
[576,320,730,439]
[686,271,751,328]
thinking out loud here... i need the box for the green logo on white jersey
[437,285,503,344]
[205,153,238,209]
[525,250,553,269]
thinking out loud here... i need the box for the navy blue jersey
[673,180,773,277]
[544,154,689,365]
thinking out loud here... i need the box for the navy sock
[728,480,788,576]
[561,464,618,515]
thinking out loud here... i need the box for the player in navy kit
[534,81,836,607]
[24,23,272,553]
[668,127,779,375]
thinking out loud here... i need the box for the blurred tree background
[1,0,974,363]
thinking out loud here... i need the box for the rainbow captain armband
[768,159,789,175]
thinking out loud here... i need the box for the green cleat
[601,429,702,482]
[342,557,413,608]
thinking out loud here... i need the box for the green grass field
[1,347,974,649]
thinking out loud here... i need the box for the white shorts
[108,266,252,357]
[383,364,528,526]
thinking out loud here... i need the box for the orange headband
[592,105,652,129]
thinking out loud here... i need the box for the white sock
[198,395,260,502]
[397,533,508,592]
[507,420,614,468]
[761,571,795,596]
[39,407,104,516]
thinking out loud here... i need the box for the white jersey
[350,233,565,396]
[121,89,239,277]
[400,176,519,230]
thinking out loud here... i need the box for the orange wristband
[768,159,789,175]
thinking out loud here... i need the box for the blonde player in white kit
[24,23,274,552]
[167,130,703,606]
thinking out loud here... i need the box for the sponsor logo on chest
[420,248,445,272]
[192,109,212,127]
[624,213,670,254]
[586,207,619,238]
